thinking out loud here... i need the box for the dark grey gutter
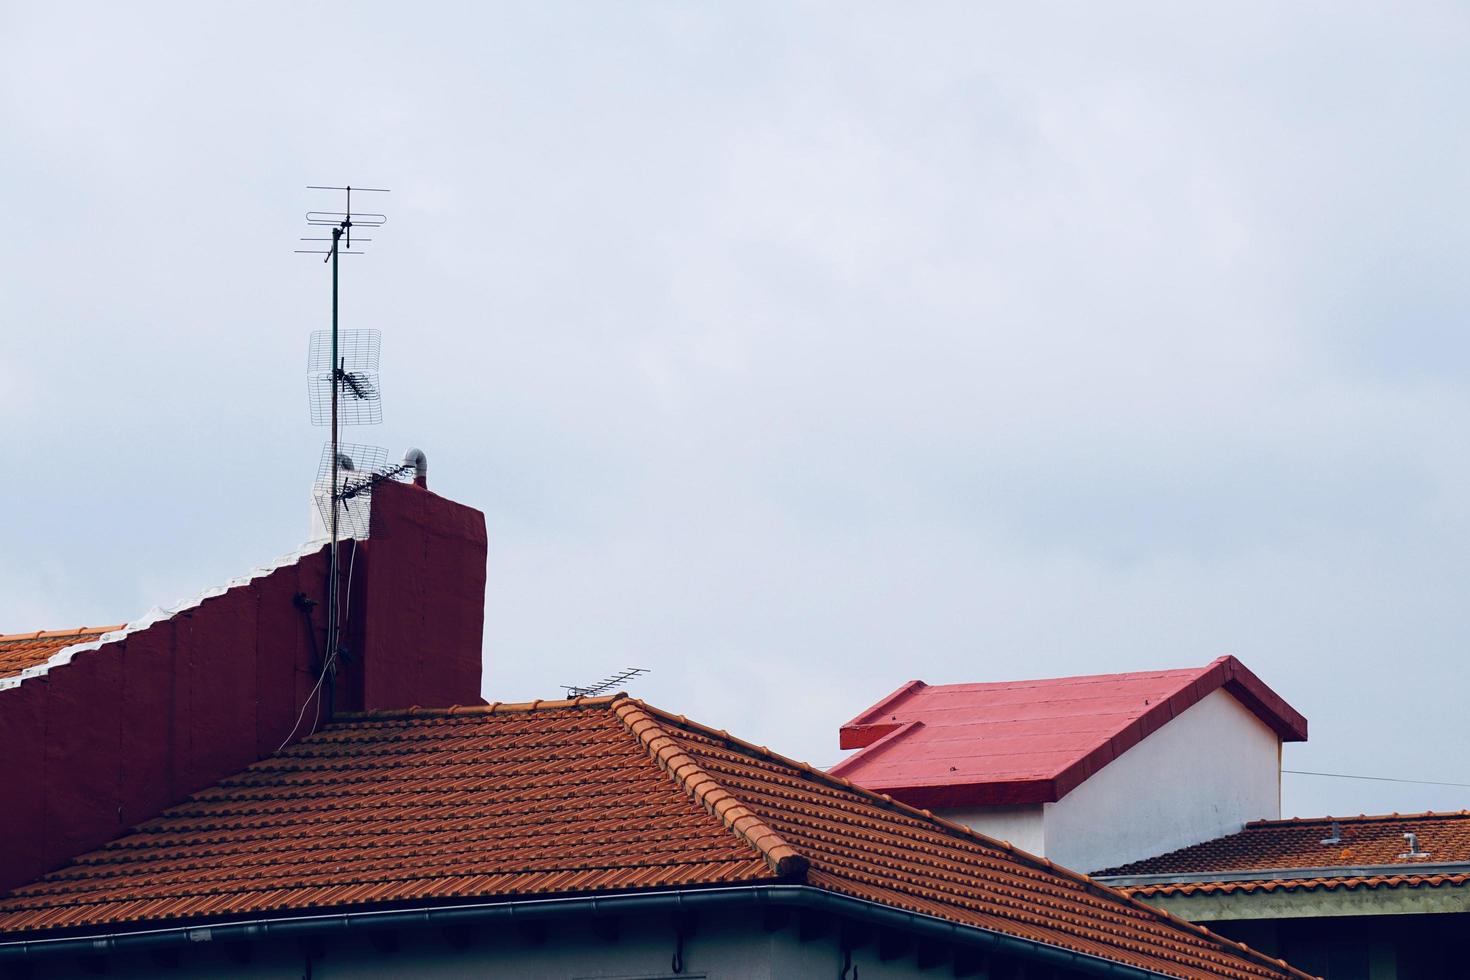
[1097,860,1470,888]
[0,884,1176,977]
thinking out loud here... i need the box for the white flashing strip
[0,531,352,692]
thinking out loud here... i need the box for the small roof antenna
[296,184,390,729]
[312,443,415,539]
[562,667,650,699]
[308,328,382,425]
[296,185,388,258]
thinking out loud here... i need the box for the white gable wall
[938,690,1281,875]
[1044,689,1281,873]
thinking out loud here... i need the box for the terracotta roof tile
[0,697,1306,978]
[1099,811,1470,899]
[1125,873,1470,899]
[1102,811,1470,875]
[0,626,125,677]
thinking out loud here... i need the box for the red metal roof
[0,697,1305,978]
[1097,811,1470,899]
[0,626,124,678]
[831,656,1307,807]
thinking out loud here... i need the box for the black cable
[1284,769,1470,789]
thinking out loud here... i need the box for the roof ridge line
[619,697,1315,980]
[839,678,927,728]
[1247,809,1470,827]
[901,663,1215,691]
[1102,858,1470,886]
[611,699,807,880]
[333,696,621,721]
[1128,873,1470,899]
[0,625,126,643]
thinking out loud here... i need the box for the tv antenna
[297,184,390,715]
[562,667,650,699]
[311,443,416,540]
[309,328,382,425]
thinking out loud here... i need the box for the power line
[806,764,1470,788]
[1284,769,1470,790]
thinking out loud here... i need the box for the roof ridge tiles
[629,699,1113,868]
[611,699,807,880]
[1245,810,1470,828]
[619,697,1313,980]
[0,625,126,643]
[333,697,621,721]
[1125,874,1470,899]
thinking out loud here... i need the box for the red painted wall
[357,481,488,711]
[0,482,486,895]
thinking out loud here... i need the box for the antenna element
[562,667,650,699]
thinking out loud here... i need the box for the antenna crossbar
[335,462,415,503]
[307,211,386,226]
[561,667,650,699]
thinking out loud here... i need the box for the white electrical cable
[276,648,331,754]
[341,537,359,629]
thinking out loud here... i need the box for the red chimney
[0,481,487,893]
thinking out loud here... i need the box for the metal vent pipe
[403,448,428,488]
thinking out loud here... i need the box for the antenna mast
[297,185,389,706]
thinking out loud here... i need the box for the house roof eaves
[0,881,1222,979]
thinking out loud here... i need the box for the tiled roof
[0,626,124,678]
[0,698,1305,979]
[831,656,1306,807]
[1122,872,1470,899]
[1098,812,1470,898]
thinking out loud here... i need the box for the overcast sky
[3,3,1468,819]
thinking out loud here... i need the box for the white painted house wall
[938,689,1282,874]
[1043,689,1281,872]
